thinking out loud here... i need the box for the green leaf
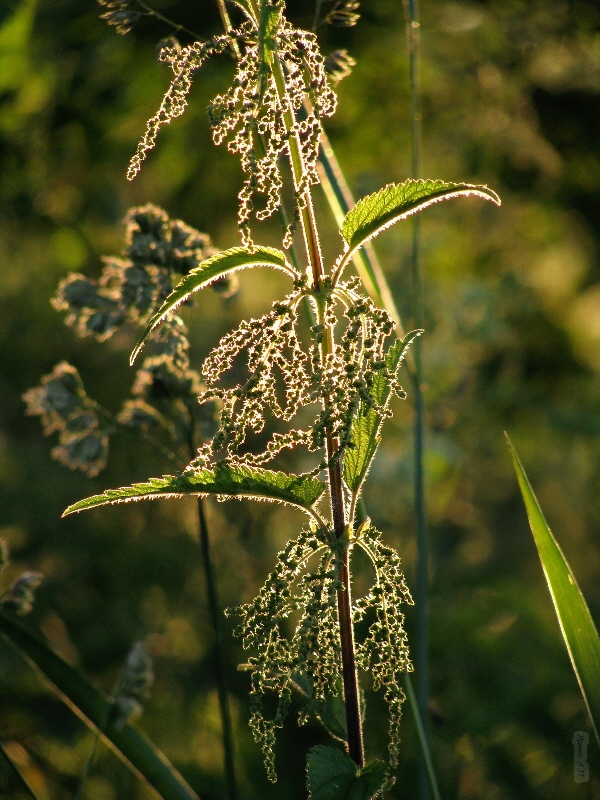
[258,0,283,69]
[291,673,349,742]
[0,609,200,800]
[507,435,600,746]
[306,746,388,800]
[307,746,356,800]
[341,179,500,254]
[130,246,296,364]
[351,761,389,800]
[344,331,421,494]
[63,464,326,516]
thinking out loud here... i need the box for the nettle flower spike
[128,1,336,245]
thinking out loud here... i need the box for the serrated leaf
[307,747,388,800]
[350,761,388,800]
[507,435,600,746]
[63,464,326,516]
[228,0,256,22]
[307,746,356,800]
[343,331,421,494]
[0,610,200,800]
[341,179,500,254]
[131,246,296,363]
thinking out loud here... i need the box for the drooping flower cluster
[187,278,403,478]
[227,525,337,781]
[97,0,141,35]
[53,204,220,342]
[353,526,413,766]
[111,641,155,728]
[23,362,110,477]
[128,4,337,246]
[228,519,412,780]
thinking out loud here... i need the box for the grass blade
[0,609,201,800]
[0,741,41,800]
[507,434,600,746]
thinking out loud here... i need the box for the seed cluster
[25,206,220,474]
[353,525,414,766]
[127,7,336,246]
[228,520,412,778]
[226,525,337,781]
[189,281,401,479]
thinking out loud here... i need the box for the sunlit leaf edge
[63,464,326,516]
[131,245,296,364]
[343,330,421,494]
[341,179,501,254]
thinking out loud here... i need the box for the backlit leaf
[344,331,421,494]
[341,179,500,255]
[63,464,326,516]
[131,246,296,363]
[307,746,388,800]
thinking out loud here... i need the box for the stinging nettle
[27,0,500,788]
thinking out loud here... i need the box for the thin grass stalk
[402,0,429,797]
[195,497,238,800]
[404,674,442,800]
[187,414,237,800]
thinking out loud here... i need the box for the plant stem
[402,0,429,797]
[269,44,364,767]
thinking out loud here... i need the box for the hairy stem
[245,0,364,765]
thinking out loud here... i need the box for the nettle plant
[26,0,500,795]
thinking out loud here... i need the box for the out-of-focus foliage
[0,1,599,799]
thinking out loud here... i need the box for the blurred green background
[1,0,599,798]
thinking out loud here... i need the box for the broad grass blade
[0,610,201,800]
[507,435,600,745]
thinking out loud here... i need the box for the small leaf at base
[307,746,388,800]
